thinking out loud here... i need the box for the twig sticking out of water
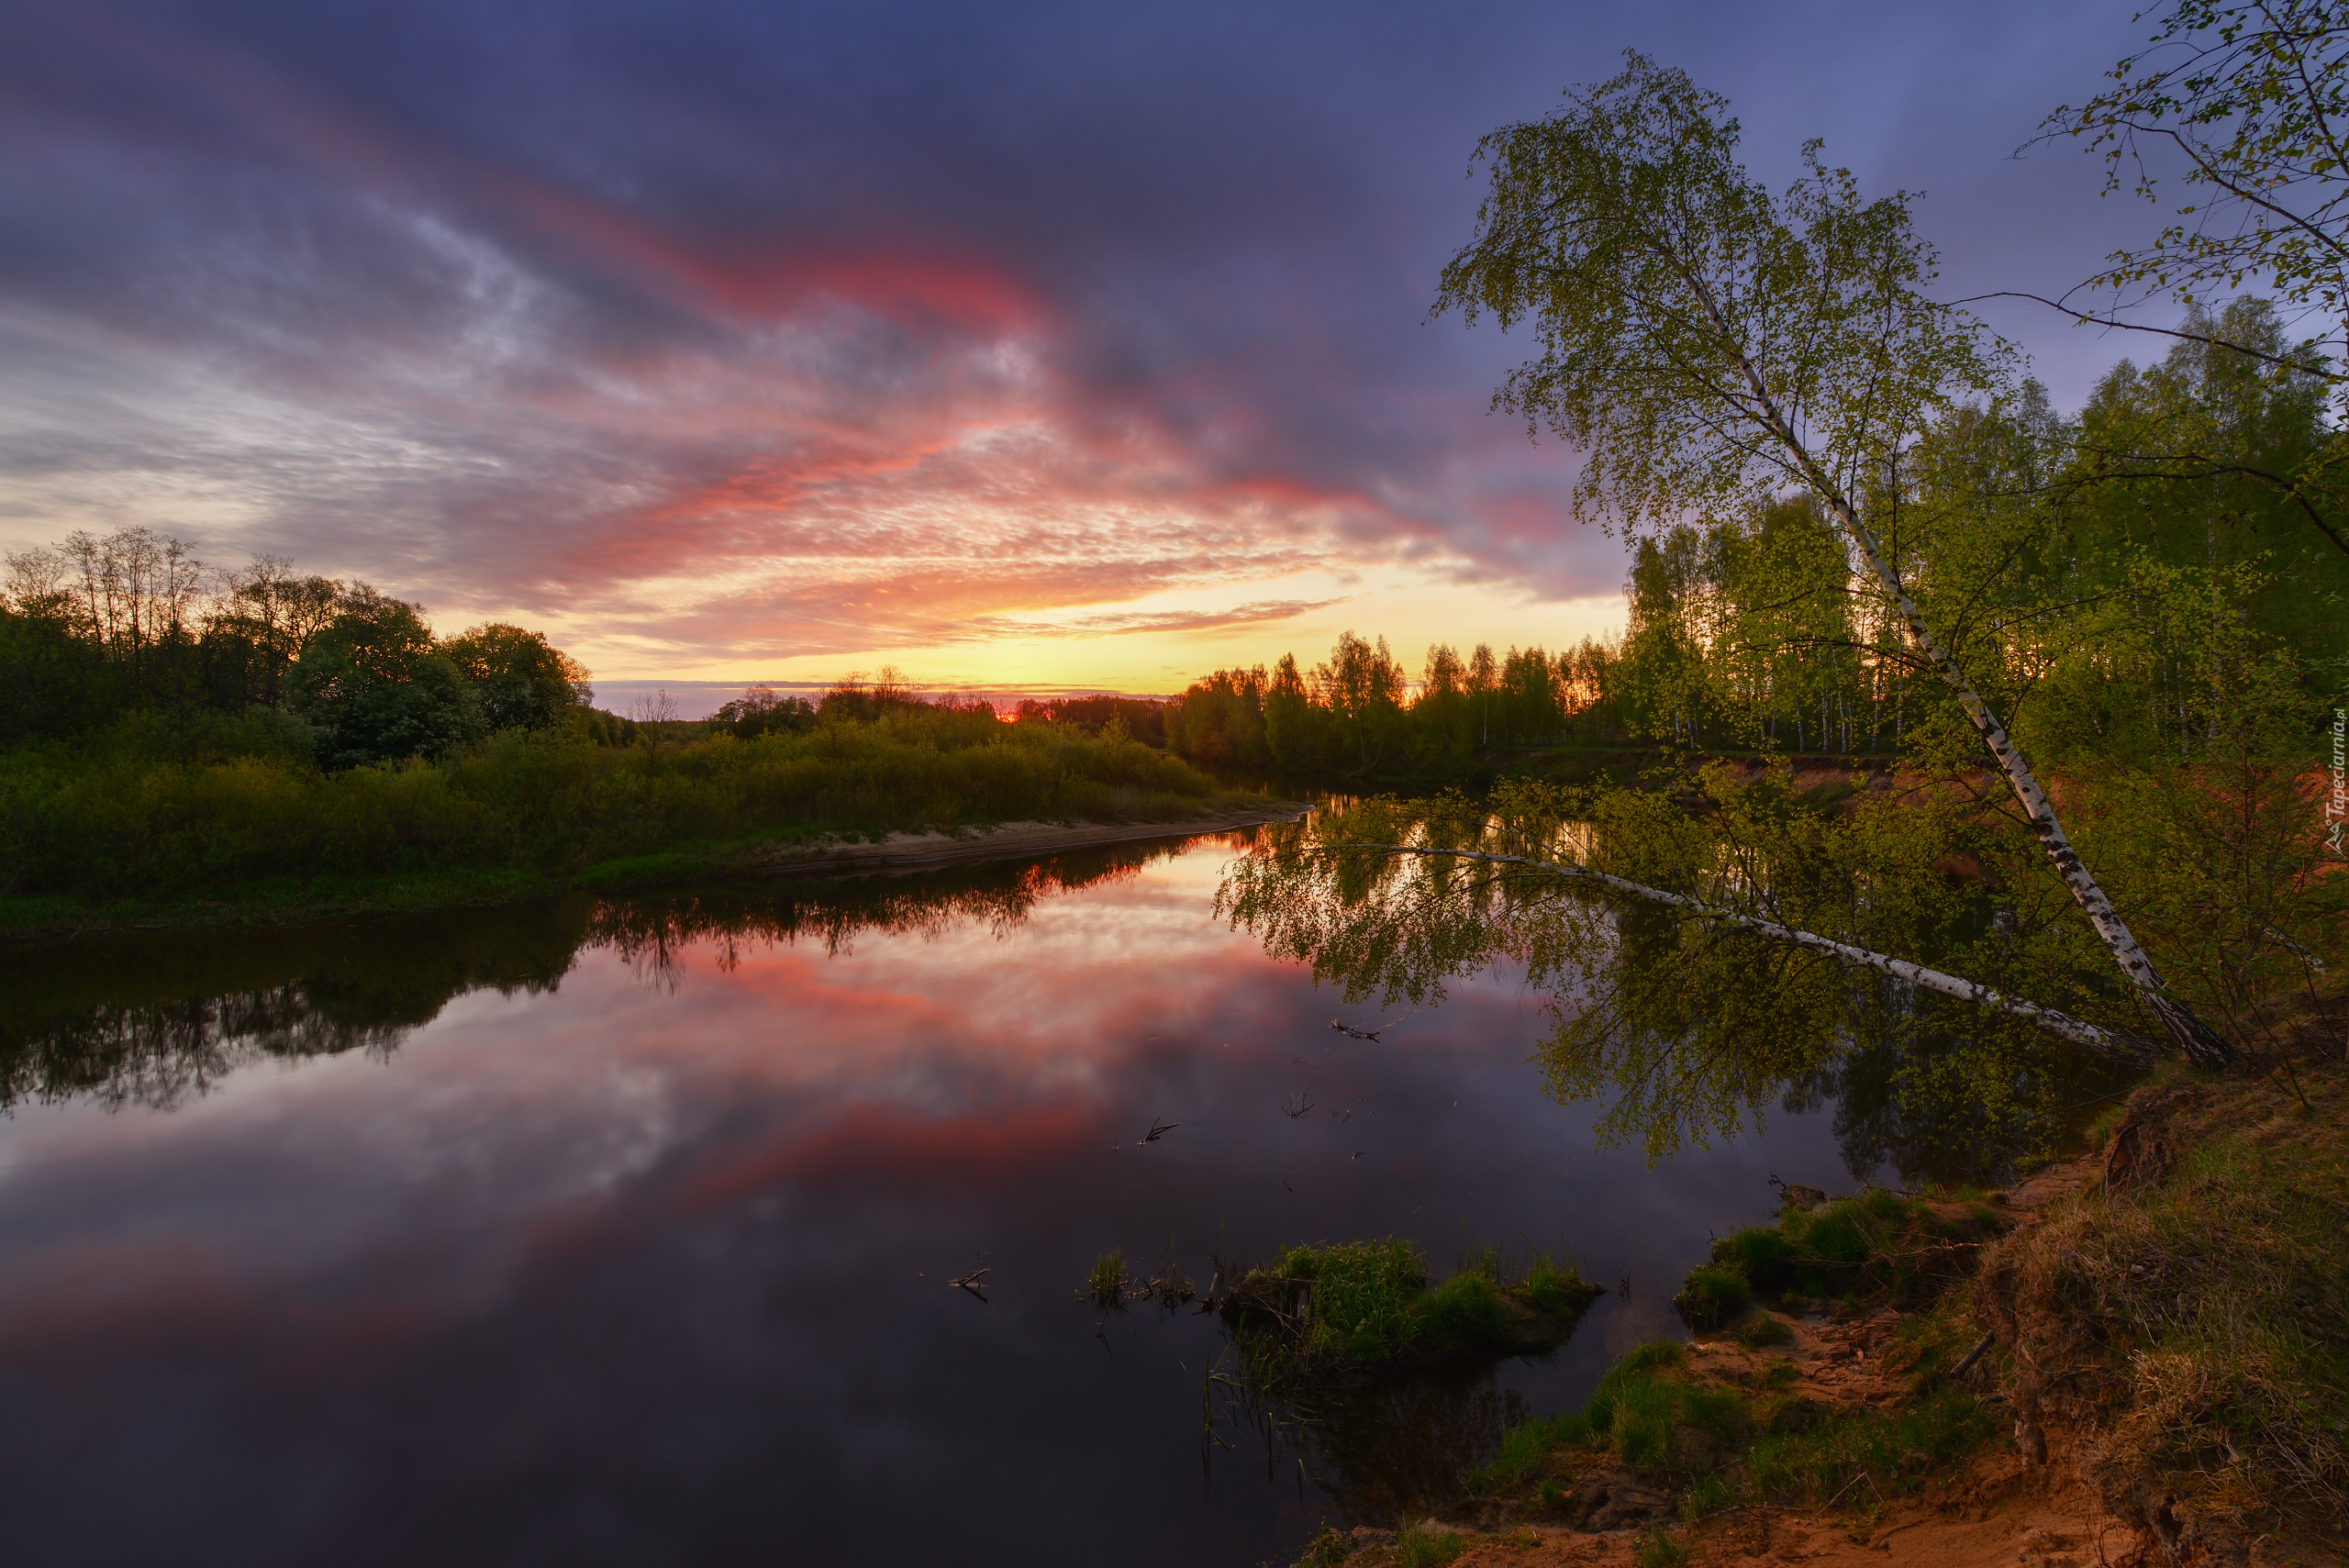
[950,1266,989,1304]
[1283,1091,1313,1119]
[1140,1116,1177,1143]
[1330,1018,1399,1041]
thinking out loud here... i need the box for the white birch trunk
[1681,292,2235,1068]
[1809,489,2232,1066]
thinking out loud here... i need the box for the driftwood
[1950,1330,1996,1381]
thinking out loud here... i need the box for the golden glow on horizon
[527,575,1629,695]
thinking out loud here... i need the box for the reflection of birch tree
[1431,54,2232,1064]
[1219,777,2167,1159]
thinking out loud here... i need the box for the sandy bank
[738,804,1313,878]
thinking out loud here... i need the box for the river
[0,828,1876,1566]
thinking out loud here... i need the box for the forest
[1166,304,2346,786]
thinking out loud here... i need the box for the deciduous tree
[1430,52,2232,1062]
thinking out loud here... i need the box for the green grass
[1735,1312,1794,1349]
[1741,1385,1996,1505]
[1221,1239,1603,1382]
[0,708,1259,928]
[1084,1249,1129,1311]
[1675,1186,2008,1329]
[1470,1333,1996,1519]
[1394,1521,1464,1566]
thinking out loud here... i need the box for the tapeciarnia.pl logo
[2331,706,2347,855]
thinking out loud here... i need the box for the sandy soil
[738,806,1311,877]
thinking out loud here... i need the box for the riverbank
[0,800,1308,938]
[0,701,1308,933]
[1298,1022,2348,1568]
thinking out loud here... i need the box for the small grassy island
[1216,1240,1607,1383]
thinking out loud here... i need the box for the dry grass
[1980,1054,2349,1553]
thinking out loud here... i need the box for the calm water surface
[0,832,1864,1566]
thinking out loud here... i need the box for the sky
[0,0,2204,706]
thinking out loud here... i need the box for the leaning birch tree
[1425,53,2233,1066]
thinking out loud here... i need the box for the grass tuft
[1633,1529,1689,1566]
[1395,1521,1464,1567]
[1672,1262,1750,1330]
[1083,1249,1129,1311]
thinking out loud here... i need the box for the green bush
[1679,1189,2006,1318]
[1672,1262,1750,1330]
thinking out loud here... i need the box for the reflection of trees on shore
[13,985,409,1111]
[1227,795,2143,1182]
[0,906,586,1110]
[0,836,1211,1109]
[585,838,1194,977]
[1306,1370,1530,1527]
[1786,986,2140,1188]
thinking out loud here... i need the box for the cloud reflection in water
[0,835,1847,1566]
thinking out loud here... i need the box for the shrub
[1673,1262,1750,1329]
[0,709,1229,902]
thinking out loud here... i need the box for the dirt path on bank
[739,805,1312,877]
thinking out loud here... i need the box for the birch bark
[1729,365,2236,1067]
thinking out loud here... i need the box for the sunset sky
[0,1,2203,706]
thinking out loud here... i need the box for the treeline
[2,530,597,766]
[1164,633,1612,782]
[1169,298,2348,784]
[0,542,1230,908]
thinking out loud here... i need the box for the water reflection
[0,831,1927,1566]
[0,904,584,1109]
[0,837,1202,1113]
[1305,1372,1532,1527]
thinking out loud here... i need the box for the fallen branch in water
[1329,840,2156,1065]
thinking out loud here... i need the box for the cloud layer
[0,0,2188,686]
